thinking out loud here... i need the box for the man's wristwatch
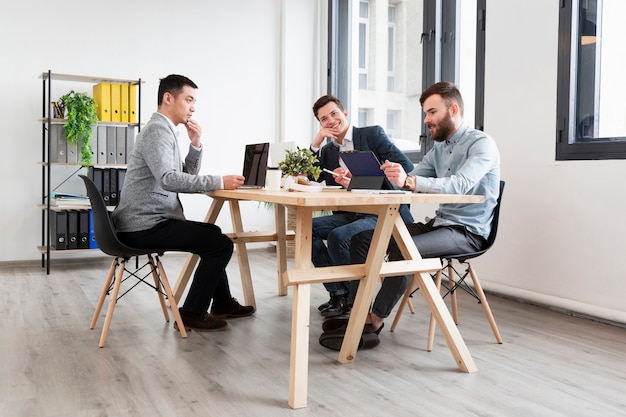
[403,175,415,191]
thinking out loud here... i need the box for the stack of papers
[48,191,91,207]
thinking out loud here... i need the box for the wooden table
[172,188,483,409]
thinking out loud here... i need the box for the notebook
[241,142,270,188]
[339,150,395,192]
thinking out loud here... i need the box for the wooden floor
[1,249,625,417]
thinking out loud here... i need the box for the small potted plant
[277,147,322,182]
[57,90,98,167]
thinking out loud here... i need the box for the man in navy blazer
[309,94,414,317]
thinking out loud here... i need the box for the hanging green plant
[58,90,98,167]
[277,147,322,181]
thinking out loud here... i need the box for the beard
[427,112,455,142]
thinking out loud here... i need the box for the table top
[208,188,484,209]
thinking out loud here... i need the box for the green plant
[277,147,322,181]
[58,90,98,167]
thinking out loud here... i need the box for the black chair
[79,175,187,347]
[390,181,505,350]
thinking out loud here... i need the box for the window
[327,0,485,162]
[387,5,397,92]
[556,0,626,160]
[358,108,372,127]
[358,1,370,90]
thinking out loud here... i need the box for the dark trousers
[117,219,234,314]
[349,220,487,318]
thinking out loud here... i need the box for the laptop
[241,142,270,188]
[269,141,296,167]
[340,150,406,193]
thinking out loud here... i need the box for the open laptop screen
[242,142,270,188]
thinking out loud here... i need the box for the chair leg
[426,269,443,351]
[467,264,503,343]
[448,260,459,324]
[390,274,418,332]
[147,255,169,322]
[407,298,416,314]
[98,258,126,348]
[90,259,118,330]
[154,256,187,339]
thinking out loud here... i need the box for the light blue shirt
[411,124,501,239]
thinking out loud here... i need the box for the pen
[323,168,349,180]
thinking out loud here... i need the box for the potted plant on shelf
[57,90,98,167]
[277,147,322,182]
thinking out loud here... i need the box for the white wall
[0,0,321,262]
[477,0,626,323]
[1,0,624,325]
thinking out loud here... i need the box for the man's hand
[311,126,341,148]
[333,167,351,188]
[185,118,203,148]
[223,175,245,190]
[381,160,407,187]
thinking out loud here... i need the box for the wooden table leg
[288,206,313,409]
[274,203,288,296]
[229,200,256,309]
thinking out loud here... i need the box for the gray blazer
[112,112,222,232]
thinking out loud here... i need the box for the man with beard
[319,81,501,350]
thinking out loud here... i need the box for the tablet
[339,150,395,191]
[339,150,384,177]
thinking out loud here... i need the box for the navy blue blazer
[311,125,414,222]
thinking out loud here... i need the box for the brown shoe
[174,311,228,332]
[210,297,255,319]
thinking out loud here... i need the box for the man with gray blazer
[112,74,254,333]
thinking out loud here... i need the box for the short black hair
[157,74,198,106]
[312,94,345,120]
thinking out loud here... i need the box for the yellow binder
[120,84,129,122]
[92,83,111,122]
[129,84,137,123]
[110,83,121,122]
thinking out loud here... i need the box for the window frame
[327,0,486,163]
[556,0,626,160]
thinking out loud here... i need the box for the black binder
[102,168,111,206]
[50,211,67,250]
[89,168,104,200]
[78,210,90,249]
[109,168,118,206]
[67,210,79,249]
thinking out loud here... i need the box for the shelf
[38,204,116,211]
[39,117,140,127]
[38,162,128,168]
[37,246,100,254]
[40,70,141,274]
[40,72,144,85]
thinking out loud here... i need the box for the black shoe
[320,295,350,317]
[322,319,384,334]
[318,298,332,311]
[174,311,228,332]
[322,317,349,332]
[319,330,380,351]
[210,297,255,319]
